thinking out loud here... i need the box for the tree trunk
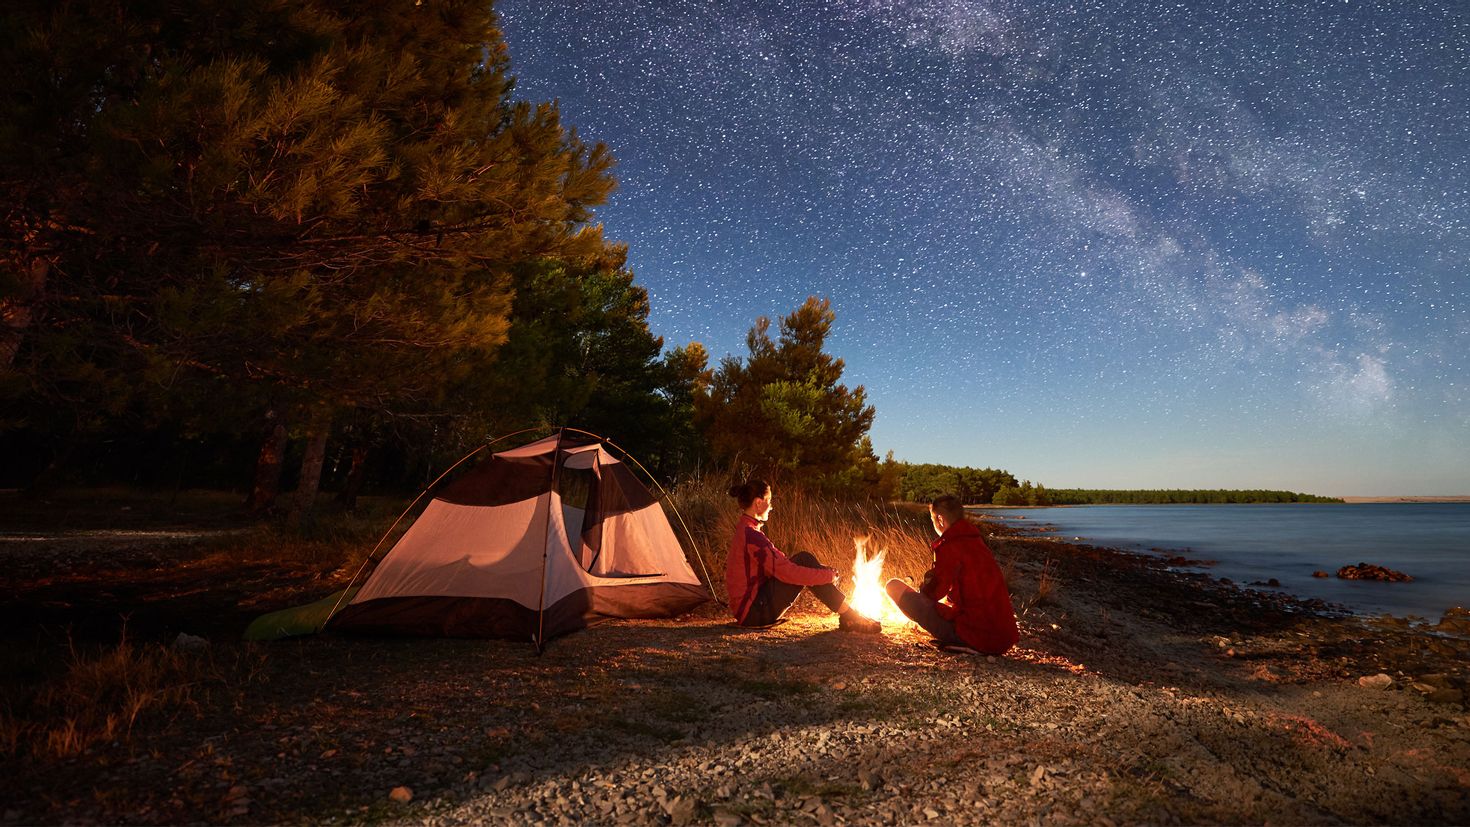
[245,408,288,514]
[289,413,332,524]
[334,445,370,511]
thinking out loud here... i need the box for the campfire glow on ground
[849,536,910,625]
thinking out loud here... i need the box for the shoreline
[970,503,1468,625]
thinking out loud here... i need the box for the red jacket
[726,514,834,622]
[923,519,1019,655]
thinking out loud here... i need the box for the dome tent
[246,429,711,648]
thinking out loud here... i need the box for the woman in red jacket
[726,479,881,632]
[885,494,1019,655]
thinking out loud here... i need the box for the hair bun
[727,483,746,499]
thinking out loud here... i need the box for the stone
[667,796,698,826]
[1427,688,1464,706]
[713,809,744,827]
[389,786,413,804]
[1435,606,1470,634]
[1336,563,1412,582]
[173,632,210,652]
[1312,570,1330,578]
[1358,674,1393,690]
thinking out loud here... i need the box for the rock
[713,809,744,827]
[1251,664,1287,682]
[389,786,413,804]
[1427,688,1465,706]
[1358,674,1393,690]
[1435,606,1470,634]
[1336,563,1412,582]
[172,632,210,652]
[1418,674,1454,690]
[666,795,698,826]
[1312,570,1330,578]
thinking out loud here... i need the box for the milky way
[499,0,1468,495]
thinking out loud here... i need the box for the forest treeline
[0,1,879,513]
[1044,490,1344,505]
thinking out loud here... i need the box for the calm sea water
[971,503,1470,620]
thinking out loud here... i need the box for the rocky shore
[3,516,1469,825]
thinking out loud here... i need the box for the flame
[849,535,910,625]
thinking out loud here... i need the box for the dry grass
[0,630,256,762]
[663,472,935,598]
[1018,557,1059,616]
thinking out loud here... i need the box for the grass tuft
[0,630,257,762]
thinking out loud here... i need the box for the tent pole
[533,427,567,652]
[322,426,548,627]
[562,427,722,605]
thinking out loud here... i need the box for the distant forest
[1044,490,1344,505]
[886,464,1341,506]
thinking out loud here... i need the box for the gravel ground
[4,522,1468,825]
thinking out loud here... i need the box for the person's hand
[827,566,841,585]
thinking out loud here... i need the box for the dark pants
[886,579,963,646]
[739,551,847,627]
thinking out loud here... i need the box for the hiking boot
[838,611,882,634]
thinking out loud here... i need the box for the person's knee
[790,551,820,566]
[885,578,910,601]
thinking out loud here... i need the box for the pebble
[389,786,413,804]
[1359,673,1393,690]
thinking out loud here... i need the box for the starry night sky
[497,0,1468,496]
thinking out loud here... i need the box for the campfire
[849,535,910,625]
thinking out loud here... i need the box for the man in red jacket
[886,495,1019,655]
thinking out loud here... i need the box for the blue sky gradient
[499,0,1468,496]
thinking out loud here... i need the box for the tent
[245,430,711,646]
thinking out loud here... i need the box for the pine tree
[1,0,617,505]
[702,297,875,488]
